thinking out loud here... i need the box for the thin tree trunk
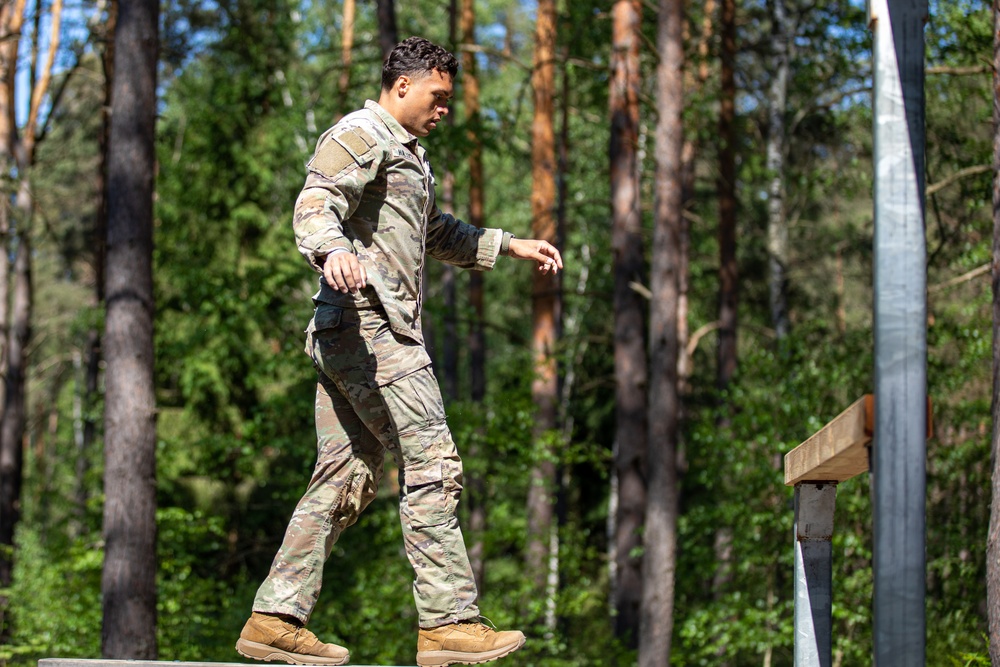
[0,9,25,579]
[987,0,1000,659]
[459,0,487,591]
[712,3,738,655]
[610,0,646,646]
[101,0,159,657]
[678,0,713,398]
[526,0,559,624]
[0,229,28,592]
[639,0,683,662]
[462,0,486,405]
[717,0,738,389]
[0,0,60,591]
[338,0,355,112]
[74,0,116,538]
[376,0,398,60]
[439,173,458,401]
[765,0,790,340]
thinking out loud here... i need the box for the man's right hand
[322,250,368,293]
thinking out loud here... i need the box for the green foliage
[4,0,995,665]
[7,529,103,661]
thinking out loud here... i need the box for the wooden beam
[784,395,873,486]
[784,394,933,486]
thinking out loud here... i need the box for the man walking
[236,36,563,667]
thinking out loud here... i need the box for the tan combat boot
[416,620,526,667]
[235,612,350,665]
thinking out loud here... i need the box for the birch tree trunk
[610,0,646,645]
[639,0,684,662]
[526,0,559,624]
[101,0,159,656]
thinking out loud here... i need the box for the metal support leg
[794,482,836,667]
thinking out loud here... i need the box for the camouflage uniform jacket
[293,100,503,345]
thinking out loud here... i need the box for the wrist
[500,232,515,257]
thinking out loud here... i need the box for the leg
[252,374,384,624]
[378,367,480,627]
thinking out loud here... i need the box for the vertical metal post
[869,0,928,665]
[794,483,836,667]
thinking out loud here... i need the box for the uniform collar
[365,99,420,150]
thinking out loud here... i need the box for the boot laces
[460,617,497,637]
[292,626,320,648]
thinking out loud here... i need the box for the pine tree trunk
[101,0,159,657]
[0,0,60,589]
[376,0,397,59]
[462,0,486,404]
[610,0,646,645]
[987,0,1000,659]
[0,179,32,585]
[74,0,115,537]
[526,0,559,617]
[639,0,683,662]
[717,0,738,388]
[459,0,487,591]
[765,0,791,340]
[338,0,355,112]
[713,4,738,652]
[678,0,713,396]
[0,2,23,597]
[439,172,458,402]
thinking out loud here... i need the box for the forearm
[425,209,504,269]
[293,186,355,272]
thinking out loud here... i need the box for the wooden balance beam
[783,393,932,667]
[784,394,932,486]
[783,395,874,486]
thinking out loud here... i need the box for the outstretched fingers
[509,238,564,274]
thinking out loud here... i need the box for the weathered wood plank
[40,660,414,667]
[783,395,873,486]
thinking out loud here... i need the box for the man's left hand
[508,239,563,275]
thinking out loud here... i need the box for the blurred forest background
[0,0,993,665]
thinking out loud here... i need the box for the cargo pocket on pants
[402,459,450,529]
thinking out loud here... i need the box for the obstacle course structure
[786,0,930,665]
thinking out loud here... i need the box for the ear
[396,75,411,97]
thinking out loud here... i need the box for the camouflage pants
[252,304,480,628]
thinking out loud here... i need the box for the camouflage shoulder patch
[308,127,379,178]
[338,127,377,156]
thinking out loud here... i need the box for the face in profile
[395,69,453,137]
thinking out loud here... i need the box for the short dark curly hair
[381,37,459,91]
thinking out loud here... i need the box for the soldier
[235,36,563,667]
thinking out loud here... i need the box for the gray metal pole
[869,0,928,664]
[794,483,836,667]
